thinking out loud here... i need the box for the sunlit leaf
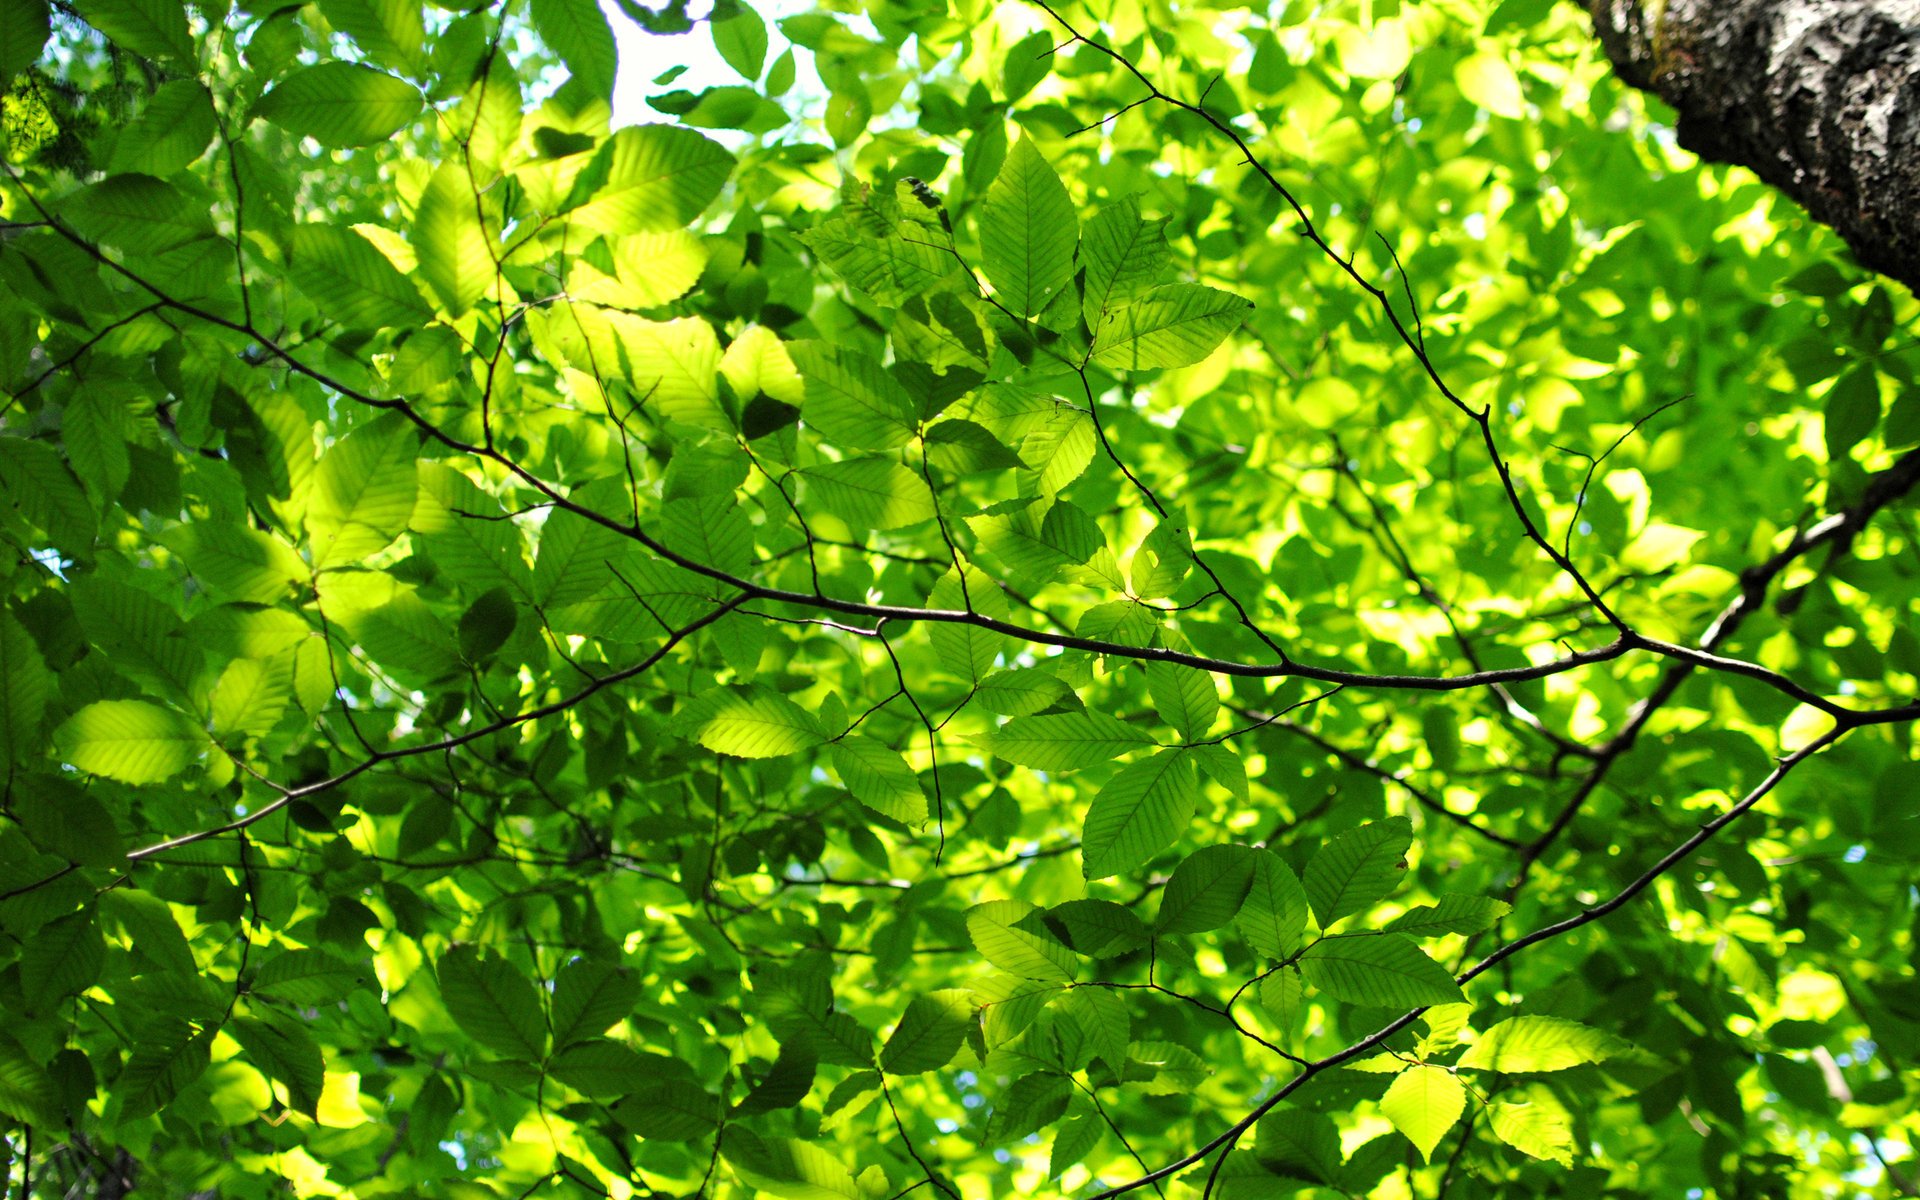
[1298,934,1465,1007]
[256,62,422,148]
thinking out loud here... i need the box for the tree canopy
[3,0,1920,1196]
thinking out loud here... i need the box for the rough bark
[1587,0,1920,292]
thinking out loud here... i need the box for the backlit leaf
[1298,934,1465,1008]
[256,62,422,148]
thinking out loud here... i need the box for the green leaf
[1144,660,1218,740]
[756,965,873,1067]
[568,124,736,234]
[1125,1041,1209,1094]
[1238,849,1310,959]
[0,609,49,772]
[1385,894,1511,937]
[344,591,461,684]
[550,959,641,1050]
[436,946,548,1061]
[1455,51,1525,118]
[1304,817,1413,928]
[1044,899,1148,958]
[1131,521,1193,599]
[1298,934,1465,1008]
[1458,1016,1627,1073]
[1488,1094,1575,1165]
[0,0,50,81]
[1050,1112,1103,1179]
[966,900,1076,982]
[615,1080,721,1140]
[710,0,767,81]
[256,62,422,148]
[986,1071,1073,1141]
[1157,844,1259,934]
[1824,367,1882,459]
[830,736,928,823]
[533,503,630,608]
[0,1034,59,1128]
[68,577,200,705]
[252,948,371,1005]
[415,161,495,317]
[114,1017,210,1120]
[54,700,203,784]
[65,174,214,253]
[210,655,293,737]
[927,567,1009,683]
[1257,969,1306,1035]
[979,136,1077,319]
[161,522,307,604]
[739,1043,817,1114]
[725,1132,863,1200]
[1059,987,1129,1073]
[550,1039,651,1097]
[972,669,1068,717]
[1190,740,1248,803]
[228,1016,324,1117]
[455,586,517,662]
[0,437,95,556]
[412,471,534,605]
[69,0,192,63]
[313,0,426,74]
[800,213,954,306]
[1254,1106,1344,1185]
[531,0,616,97]
[1001,30,1053,102]
[63,389,129,505]
[686,686,826,758]
[288,223,431,329]
[308,415,419,568]
[979,711,1155,771]
[1081,196,1169,326]
[879,990,972,1074]
[790,341,920,450]
[100,890,195,975]
[1380,1064,1466,1162]
[19,910,104,1016]
[801,457,937,530]
[1081,749,1198,879]
[925,418,1025,473]
[108,79,217,175]
[14,780,124,867]
[970,497,1100,583]
[1090,283,1252,370]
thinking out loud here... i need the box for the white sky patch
[602,0,812,131]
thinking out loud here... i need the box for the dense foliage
[4,0,1920,1195]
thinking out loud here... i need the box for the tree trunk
[1587,0,1920,292]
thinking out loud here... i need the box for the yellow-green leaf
[54,700,204,784]
[414,161,495,317]
[1380,1064,1466,1161]
[256,62,422,148]
[966,900,1077,982]
[686,686,825,758]
[308,416,419,568]
[1090,283,1252,371]
[801,457,937,531]
[830,736,927,823]
[1458,1015,1628,1073]
[1454,52,1524,118]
